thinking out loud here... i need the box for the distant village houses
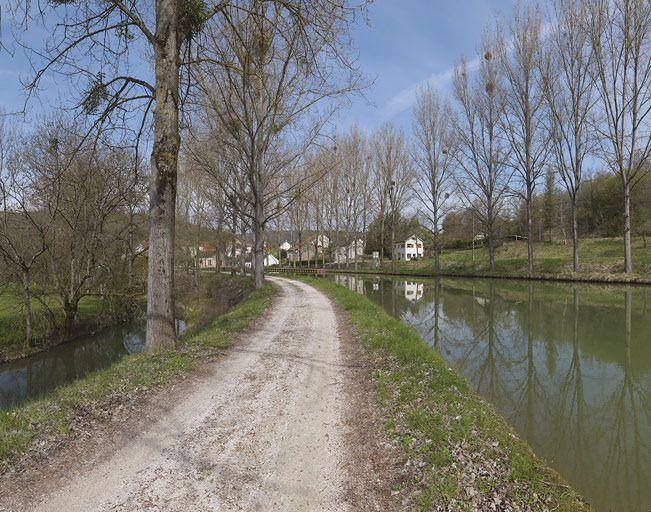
[394,235,424,261]
[333,238,365,263]
[244,253,280,268]
[287,234,330,262]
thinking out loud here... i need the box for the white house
[334,238,365,263]
[264,253,280,266]
[189,243,214,257]
[199,255,218,269]
[287,234,330,262]
[394,235,424,261]
[398,281,424,303]
[244,252,280,268]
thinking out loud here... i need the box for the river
[330,273,650,512]
[0,319,185,410]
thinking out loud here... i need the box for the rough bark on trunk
[526,196,534,275]
[571,200,579,272]
[63,299,78,335]
[488,228,495,272]
[22,270,33,348]
[390,211,396,273]
[379,214,385,266]
[145,0,181,353]
[253,197,265,289]
[622,177,632,274]
[433,200,440,274]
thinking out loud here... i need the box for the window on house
[407,243,414,248]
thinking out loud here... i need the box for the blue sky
[342,0,517,132]
[0,1,518,132]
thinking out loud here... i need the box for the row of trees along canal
[1,0,650,354]
[1,0,365,353]
[280,0,651,276]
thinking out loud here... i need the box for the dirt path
[1,277,395,512]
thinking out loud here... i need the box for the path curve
[7,277,353,512]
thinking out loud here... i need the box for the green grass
[386,237,651,281]
[0,281,276,470]
[0,291,111,361]
[302,276,589,511]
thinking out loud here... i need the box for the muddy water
[330,274,650,512]
[0,320,186,410]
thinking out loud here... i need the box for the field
[388,237,651,279]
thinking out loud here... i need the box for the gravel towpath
[7,277,376,512]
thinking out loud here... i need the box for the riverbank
[380,238,651,285]
[301,276,590,511]
[0,273,244,363]
[0,293,121,362]
[0,275,275,472]
[0,277,398,511]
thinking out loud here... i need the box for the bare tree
[500,3,549,275]
[0,118,52,347]
[453,35,513,272]
[337,126,369,268]
[542,0,596,272]
[189,0,362,288]
[587,0,651,273]
[372,123,413,272]
[412,85,456,273]
[5,0,231,351]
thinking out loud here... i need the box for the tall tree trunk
[526,195,534,276]
[145,0,180,353]
[253,196,265,289]
[622,177,632,274]
[379,213,385,266]
[22,269,33,349]
[390,210,396,273]
[62,298,78,335]
[432,183,440,273]
[488,225,495,272]
[571,199,579,272]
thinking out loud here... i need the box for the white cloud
[383,57,480,118]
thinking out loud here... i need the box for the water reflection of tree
[549,288,592,492]
[406,279,443,352]
[511,283,550,444]
[352,275,650,512]
[449,282,517,407]
[594,289,649,511]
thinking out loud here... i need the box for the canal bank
[319,273,650,512]
[299,275,590,511]
[0,275,274,471]
[0,277,397,512]
[273,265,651,286]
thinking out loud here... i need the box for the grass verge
[377,238,651,284]
[0,278,276,471]
[300,276,589,511]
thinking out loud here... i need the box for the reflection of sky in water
[331,274,650,512]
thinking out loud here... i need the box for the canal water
[330,274,650,512]
[0,320,186,410]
